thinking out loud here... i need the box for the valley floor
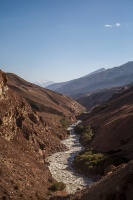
[46,121,92,195]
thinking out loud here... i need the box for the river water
[45,121,92,194]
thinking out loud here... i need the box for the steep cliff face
[0,70,8,100]
[0,71,59,199]
[0,70,83,199]
[0,76,64,154]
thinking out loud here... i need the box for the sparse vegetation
[99,103,111,111]
[74,124,84,134]
[74,124,94,145]
[49,182,66,192]
[73,149,128,175]
[60,118,70,128]
[47,190,53,196]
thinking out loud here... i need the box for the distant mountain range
[47,61,133,97]
[33,80,55,87]
[47,68,106,91]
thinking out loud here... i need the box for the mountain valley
[0,62,133,200]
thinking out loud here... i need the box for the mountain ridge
[47,67,106,91]
[47,61,133,97]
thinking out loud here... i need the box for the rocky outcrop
[0,70,8,100]
[104,165,116,175]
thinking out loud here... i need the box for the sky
[0,0,133,83]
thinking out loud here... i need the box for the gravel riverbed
[45,121,92,194]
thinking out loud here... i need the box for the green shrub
[74,124,84,134]
[80,130,93,145]
[49,182,66,192]
[74,124,94,145]
[73,149,128,175]
[60,118,70,128]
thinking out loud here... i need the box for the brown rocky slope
[0,70,84,199]
[75,81,133,111]
[51,160,133,200]
[69,85,133,199]
[7,72,83,120]
[82,85,133,158]
[50,81,133,200]
[75,87,120,111]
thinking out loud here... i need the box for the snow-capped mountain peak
[33,80,55,88]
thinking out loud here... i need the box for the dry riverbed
[45,121,92,194]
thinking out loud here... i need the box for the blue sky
[0,0,133,82]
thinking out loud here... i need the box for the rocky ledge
[0,70,8,100]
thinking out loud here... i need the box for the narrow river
[45,121,92,194]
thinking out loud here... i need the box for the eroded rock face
[0,70,8,100]
[0,71,56,199]
[0,71,75,154]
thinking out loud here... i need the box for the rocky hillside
[50,80,133,200]
[75,87,120,111]
[51,160,133,200]
[7,73,83,119]
[0,70,84,199]
[47,61,133,96]
[70,84,133,183]
[71,160,133,200]
[82,85,133,157]
[75,80,133,112]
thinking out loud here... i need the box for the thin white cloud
[104,24,112,28]
[115,23,121,27]
[104,23,121,28]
